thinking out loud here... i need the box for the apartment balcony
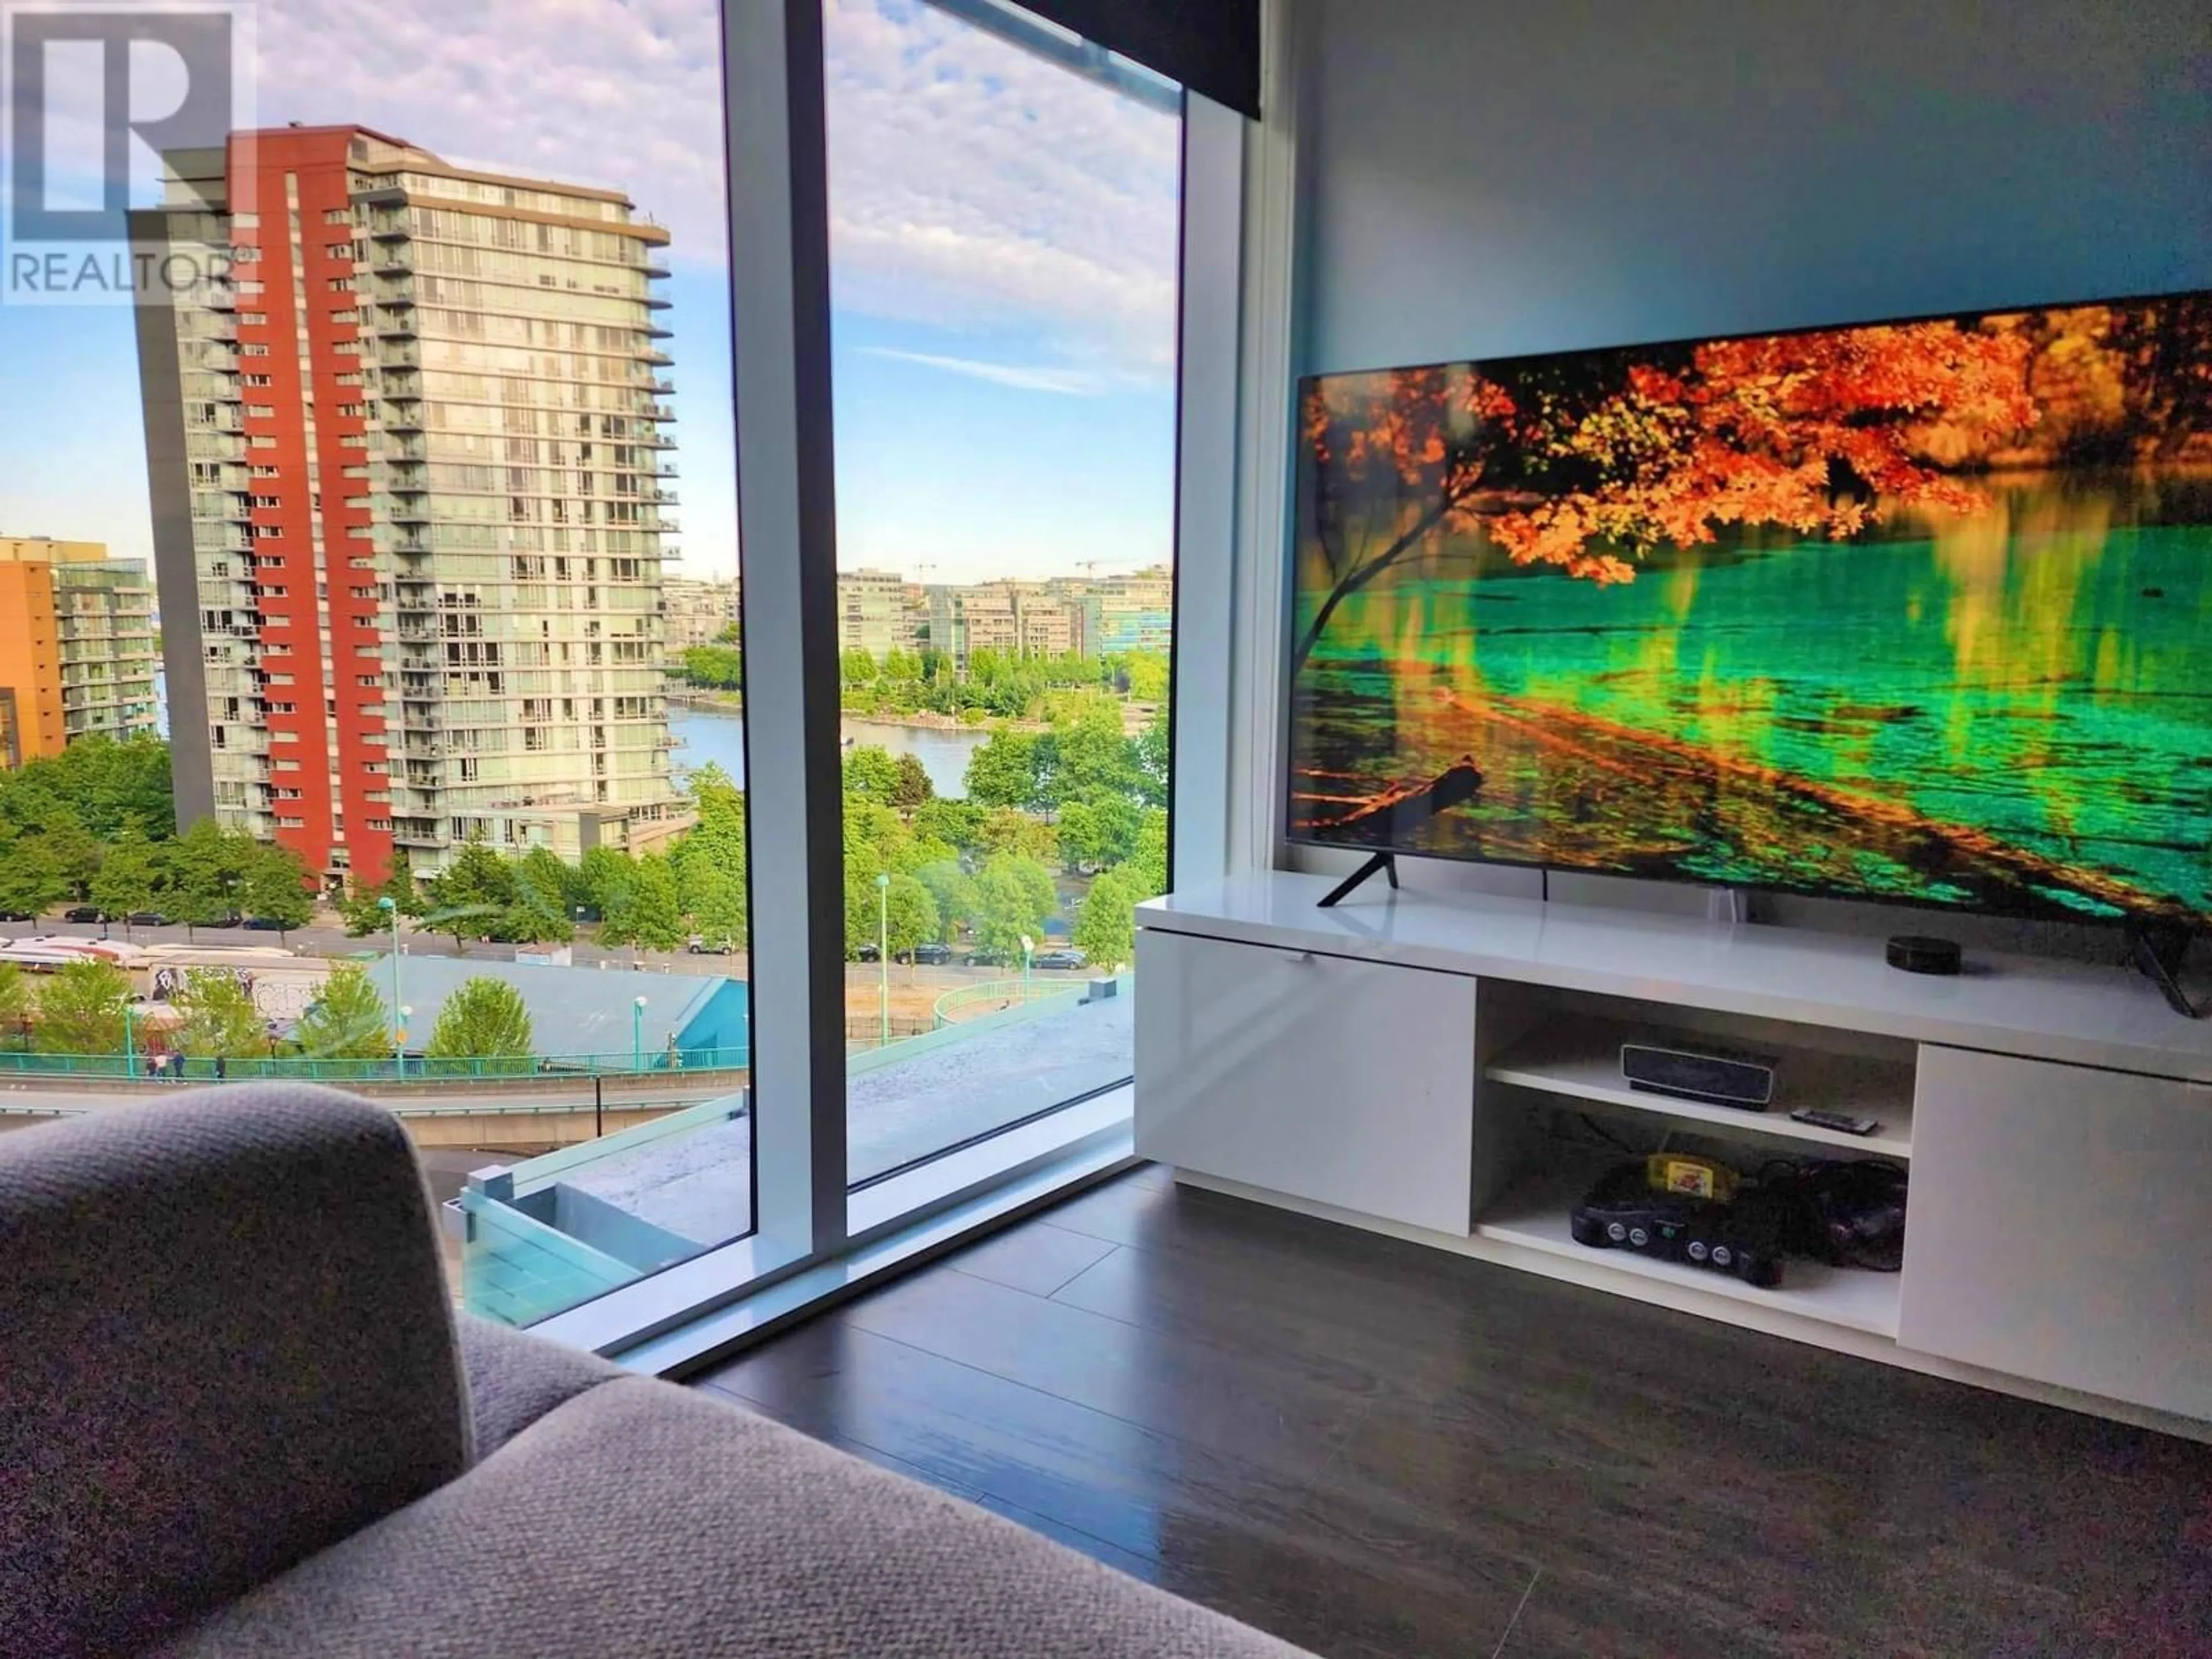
[638,403,677,422]
[643,321,673,339]
[381,437,428,461]
[374,282,415,307]
[384,502,430,525]
[379,343,422,370]
[382,402,425,434]
[636,348,673,368]
[385,531,432,554]
[381,464,429,494]
[642,257,672,279]
[375,312,418,340]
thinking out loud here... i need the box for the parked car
[687,934,736,955]
[64,906,109,925]
[126,911,171,928]
[907,942,953,967]
[242,916,287,931]
[962,948,1013,968]
[1031,949,1088,971]
[853,943,881,962]
[202,912,244,929]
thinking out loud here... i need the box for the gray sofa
[0,1085,1309,1658]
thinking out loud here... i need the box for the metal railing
[931,978,1087,1027]
[0,1045,751,1085]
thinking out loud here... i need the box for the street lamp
[396,1005,412,1077]
[123,1001,135,1075]
[1020,933,1035,1003]
[377,896,403,1055]
[632,995,648,1072]
[876,872,891,1048]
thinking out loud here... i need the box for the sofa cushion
[0,1085,469,1659]
[456,1313,625,1457]
[164,1375,1311,1658]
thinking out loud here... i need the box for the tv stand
[1137,872,2212,1437]
[2130,922,2205,1020]
[1316,850,1396,908]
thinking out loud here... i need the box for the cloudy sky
[0,0,1181,584]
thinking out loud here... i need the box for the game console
[1619,1040,1777,1111]
[1569,1160,1789,1287]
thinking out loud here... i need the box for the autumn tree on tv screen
[1287,293,2212,926]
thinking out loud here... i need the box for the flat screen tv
[1286,289,2212,929]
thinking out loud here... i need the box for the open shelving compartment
[1469,983,1918,1338]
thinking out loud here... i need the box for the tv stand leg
[1317,851,1397,909]
[2129,923,2205,1020]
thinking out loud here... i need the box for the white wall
[1297,0,2211,378]
[1275,0,2212,952]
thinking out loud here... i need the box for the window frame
[529,0,1252,1370]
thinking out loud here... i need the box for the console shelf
[1484,1019,1916,1160]
[1475,1165,1904,1338]
[1137,870,2212,1433]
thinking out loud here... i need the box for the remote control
[1789,1107,1879,1137]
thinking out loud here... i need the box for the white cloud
[245,0,1180,376]
[855,345,1126,395]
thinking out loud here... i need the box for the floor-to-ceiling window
[821,0,1182,1191]
[0,0,757,1328]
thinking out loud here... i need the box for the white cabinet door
[1134,930,1478,1234]
[1899,1046,2212,1420]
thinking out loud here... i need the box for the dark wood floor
[696,1167,2212,1658]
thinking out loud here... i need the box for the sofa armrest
[0,1084,470,1658]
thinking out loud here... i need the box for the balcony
[636,348,673,367]
[375,312,418,340]
[382,402,425,434]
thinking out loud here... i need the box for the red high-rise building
[134,126,684,890]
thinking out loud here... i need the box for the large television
[1286,290,2212,929]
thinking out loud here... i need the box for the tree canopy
[33,959,131,1055]
[171,969,266,1060]
[425,977,534,1060]
[293,963,392,1060]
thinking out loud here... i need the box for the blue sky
[0,0,1181,585]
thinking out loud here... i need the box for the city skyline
[0,0,1182,588]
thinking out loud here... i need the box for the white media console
[1134,872,2212,1436]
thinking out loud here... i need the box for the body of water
[1291,472,2212,922]
[669,707,988,800]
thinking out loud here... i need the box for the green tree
[686,862,749,949]
[171,968,266,1061]
[576,844,636,919]
[166,819,254,937]
[1127,808,1169,899]
[840,646,878,685]
[239,842,314,939]
[1051,694,1137,806]
[92,830,166,930]
[35,819,105,903]
[425,976,535,1062]
[882,872,939,966]
[33,959,131,1055]
[975,808,1059,865]
[910,797,982,851]
[507,846,579,943]
[891,752,934,809]
[842,744,903,802]
[1073,867,1140,969]
[1133,705,1169,808]
[293,962,392,1059]
[1125,651,1169,704]
[0,963,32,1047]
[915,859,979,945]
[675,643,744,690]
[963,729,1039,808]
[971,853,1059,960]
[423,836,514,950]
[604,854,685,951]
[0,836,69,919]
